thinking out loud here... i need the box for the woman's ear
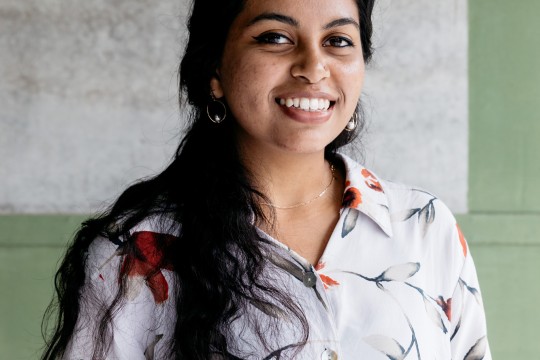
[210,75,224,98]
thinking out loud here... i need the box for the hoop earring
[206,93,227,124]
[345,112,358,132]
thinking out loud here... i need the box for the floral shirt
[65,153,491,360]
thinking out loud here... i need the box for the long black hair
[40,0,376,359]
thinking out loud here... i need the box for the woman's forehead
[236,0,360,26]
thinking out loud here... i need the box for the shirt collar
[337,152,394,238]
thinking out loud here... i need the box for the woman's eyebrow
[324,18,360,30]
[247,13,359,31]
[247,12,298,27]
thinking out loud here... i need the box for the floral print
[361,168,384,192]
[342,180,363,208]
[315,261,340,289]
[119,231,175,304]
[66,153,491,360]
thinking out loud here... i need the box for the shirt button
[302,271,317,288]
[321,348,338,360]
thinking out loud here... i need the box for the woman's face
[211,0,365,157]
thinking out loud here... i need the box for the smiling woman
[40,0,491,359]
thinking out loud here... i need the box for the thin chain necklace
[261,163,336,210]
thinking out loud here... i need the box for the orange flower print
[436,296,452,321]
[361,168,384,193]
[342,186,362,208]
[320,274,340,289]
[120,231,176,304]
[315,261,340,289]
[456,224,467,257]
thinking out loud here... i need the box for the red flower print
[320,274,340,289]
[342,186,362,208]
[315,261,340,289]
[436,296,452,321]
[120,231,176,304]
[361,168,384,192]
[456,224,467,257]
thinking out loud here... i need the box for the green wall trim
[0,214,88,247]
[456,213,540,245]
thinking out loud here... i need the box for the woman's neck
[240,149,333,210]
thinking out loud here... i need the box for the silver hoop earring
[345,112,358,132]
[206,94,227,124]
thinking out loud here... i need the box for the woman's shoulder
[337,152,458,228]
[83,213,181,301]
[86,213,181,263]
[379,178,458,231]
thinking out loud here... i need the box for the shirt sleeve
[63,236,158,360]
[449,229,492,360]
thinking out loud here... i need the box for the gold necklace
[261,164,336,210]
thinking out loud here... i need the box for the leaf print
[400,197,437,236]
[463,336,487,360]
[364,335,405,360]
[267,253,328,310]
[456,223,468,257]
[423,297,447,334]
[417,200,436,237]
[459,278,482,305]
[402,208,421,221]
[144,334,163,360]
[341,208,359,237]
[379,262,420,282]
[450,319,461,341]
[267,253,304,283]
[342,186,362,208]
[435,296,452,321]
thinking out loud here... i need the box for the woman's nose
[290,45,330,84]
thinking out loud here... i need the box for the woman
[41,0,491,359]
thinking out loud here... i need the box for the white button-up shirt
[66,153,491,359]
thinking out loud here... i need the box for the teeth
[299,98,310,110]
[279,97,331,111]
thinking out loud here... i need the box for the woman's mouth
[276,97,334,112]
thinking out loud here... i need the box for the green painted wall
[1,0,540,358]
[465,0,540,358]
[469,0,540,211]
[0,216,86,359]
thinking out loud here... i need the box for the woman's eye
[324,36,354,48]
[253,33,291,45]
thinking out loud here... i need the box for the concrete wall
[0,0,469,214]
[2,0,539,358]
[0,0,188,213]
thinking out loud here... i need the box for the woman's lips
[276,97,334,124]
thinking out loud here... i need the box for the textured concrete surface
[0,0,468,213]
[362,0,468,212]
